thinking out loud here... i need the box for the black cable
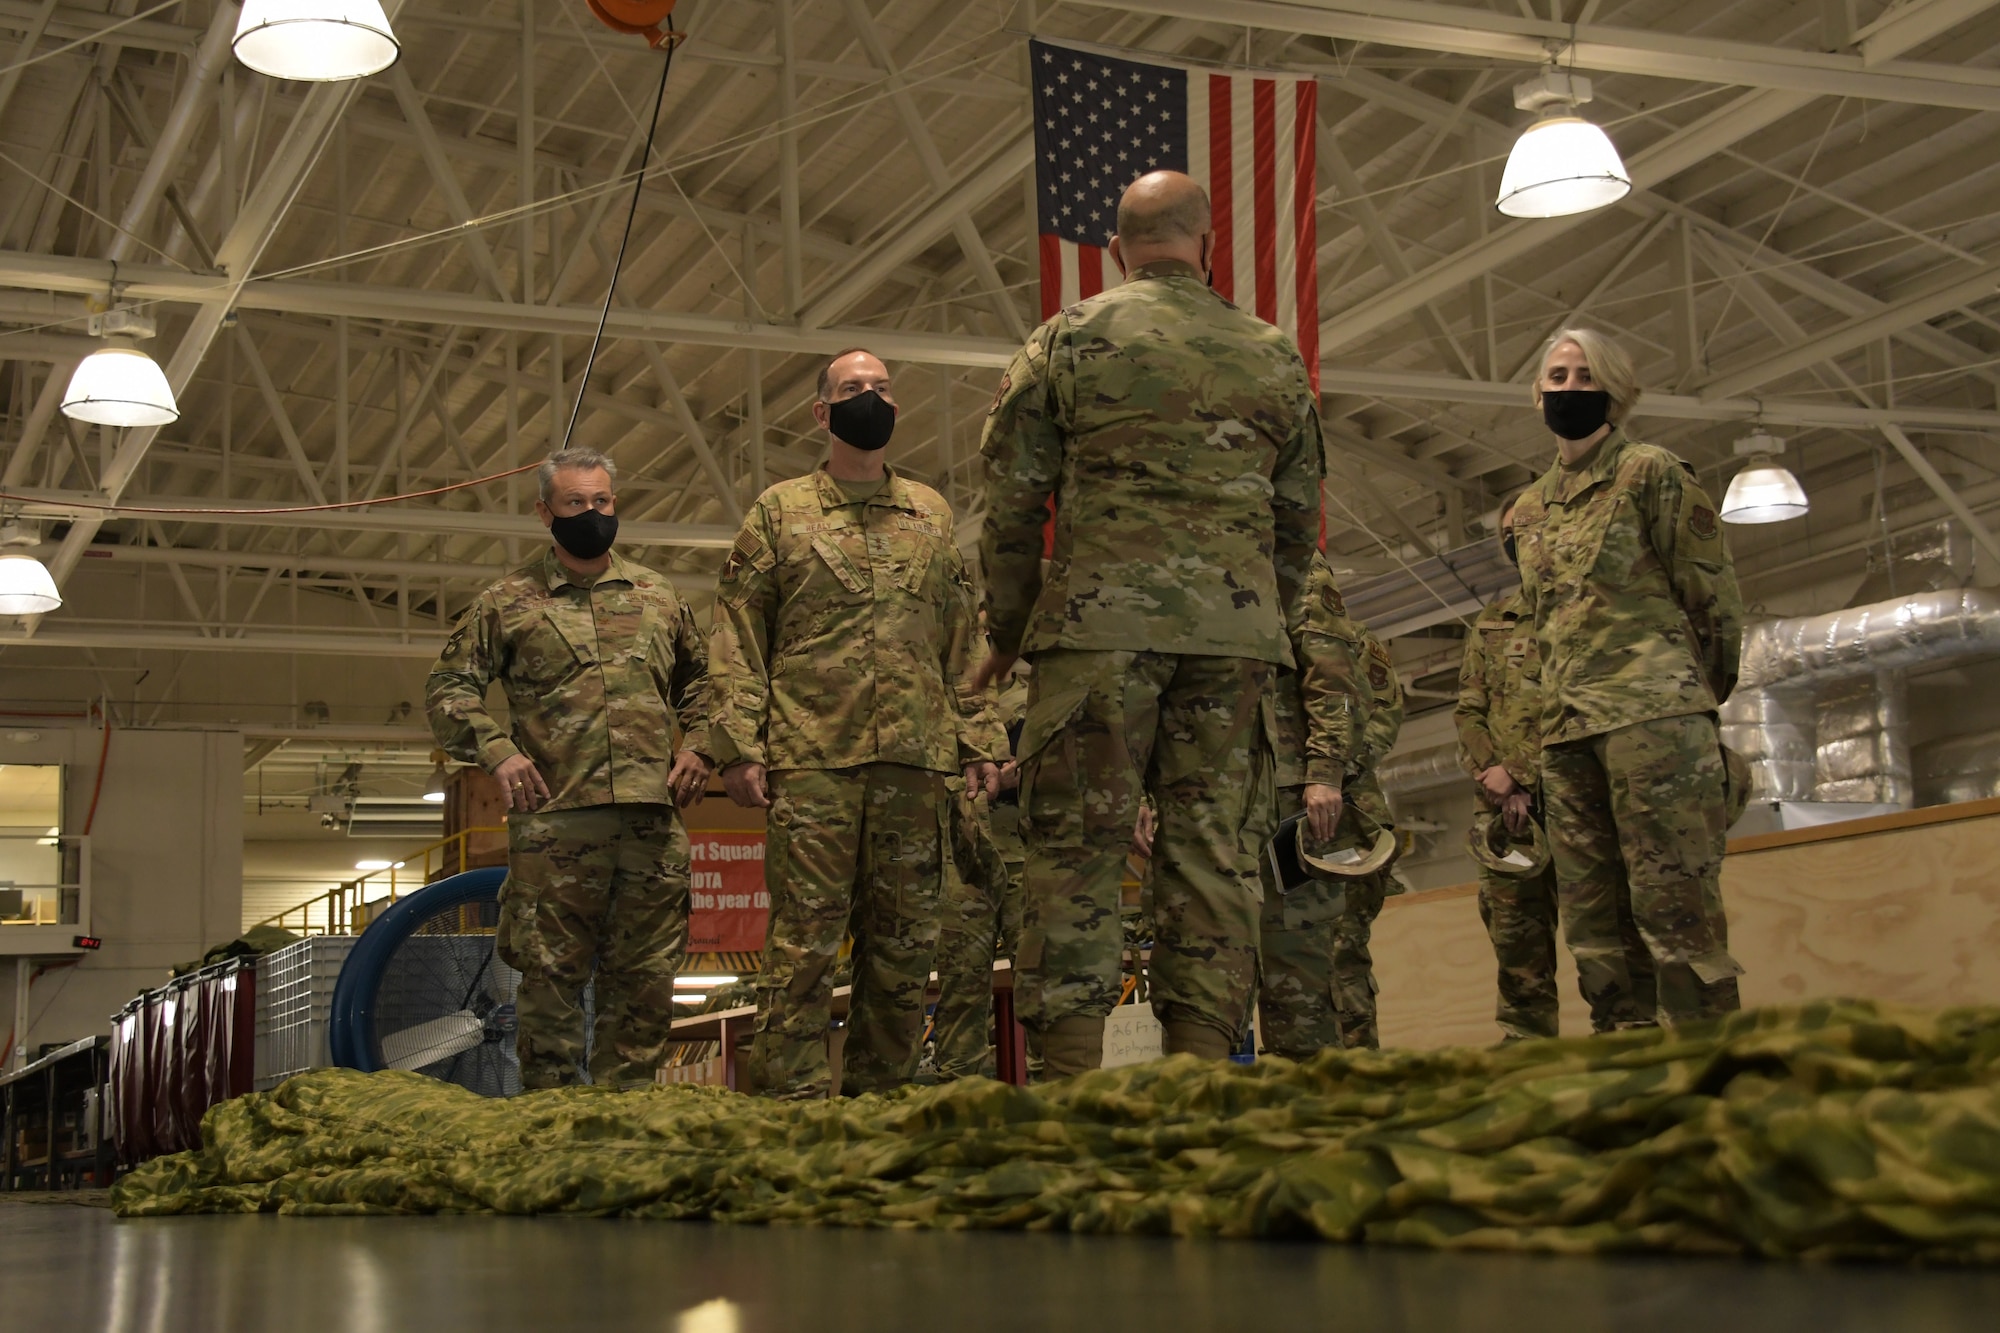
[558,18,678,452]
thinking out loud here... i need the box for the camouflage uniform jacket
[1274,556,1402,794]
[704,465,1003,774]
[1454,590,1542,789]
[1513,428,1745,746]
[425,548,708,812]
[978,258,1325,666]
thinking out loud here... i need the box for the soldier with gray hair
[426,445,713,1088]
[1511,329,1747,1032]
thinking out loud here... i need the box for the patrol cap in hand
[1297,804,1399,879]
[1466,808,1551,878]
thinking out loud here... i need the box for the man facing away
[426,447,712,1088]
[703,349,1003,1098]
[976,170,1325,1076]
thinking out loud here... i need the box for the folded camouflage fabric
[113,999,2000,1261]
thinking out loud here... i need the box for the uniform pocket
[1015,682,1093,844]
[810,533,869,597]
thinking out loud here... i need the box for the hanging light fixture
[1495,70,1632,219]
[233,1,401,82]
[62,307,178,427]
[422,752,449,804]
[1721,431,1811,525]
[0,519,60,616]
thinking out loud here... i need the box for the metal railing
[255,826,506,937]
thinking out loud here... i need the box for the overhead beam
[1878,422,2000,568]
[43,541,721,589]
[800,133,1033,329]
[1315,365,2000,432]
[1073,0,2000,110]
[837,0,1028,340]
[35,1,415,619]
[0,626,448,659]
[1698,256,2000,400]
[5,487,737,548]
[0,251,1023,366]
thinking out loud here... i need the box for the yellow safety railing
[256,826,508,937]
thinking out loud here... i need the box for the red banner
[687,831,769,953]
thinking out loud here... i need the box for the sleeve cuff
[478,737,521,771]
[1303,760,1345,786]
[701,726,764,770]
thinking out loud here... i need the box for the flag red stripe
[1292,80,1320,396]
[1251,79,1278,325]
[1039,233,1066,320]
[1077,244,1104,300]
[1207,73,1234,301]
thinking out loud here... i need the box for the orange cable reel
[585,0,686,50]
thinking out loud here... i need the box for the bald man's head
[1116,171,1211,247]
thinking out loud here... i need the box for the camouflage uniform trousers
[1541,711,1742,1031]
[1256,787,1349,1059]
[1477,843,1563,1042]
[1328,871,1390,1049]
[929,797,1025,1080]
[1017,649,1274,1050]
[500,803,690,1089]
[749,763,950,1099]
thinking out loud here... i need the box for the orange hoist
[585,0,688,50]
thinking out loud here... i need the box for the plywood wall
[1370,802,2000,1050]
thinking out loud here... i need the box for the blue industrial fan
[328,867,523,1097]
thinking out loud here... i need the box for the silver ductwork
[1913,727,2000,806]
[1728,588,2000,809]
[1812,672,1912,805]
[1718,688,1815,802]
[1375,743,1469,800]
[1738,588,2000,692]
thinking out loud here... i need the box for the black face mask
[1501,532,1518,567]
[549,508,618,561]
[827,389,897,451]
[1542,389,1612,442]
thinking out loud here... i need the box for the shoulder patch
[988,372,1011,416]
[1689,505,1718,539]
[1366,640,1394,692]
[441,626,466,659]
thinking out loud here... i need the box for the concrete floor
[6,1195,2000,1332]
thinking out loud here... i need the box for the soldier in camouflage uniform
[977,172,1324,1076]
[1328,625,1404,1050]
[1512,330,1746,1030]
[1257,556,1373,1058]
[704,350,1003,1099]
[1455,496,1562,1041]
[930,669,1030,1080]
[426,448,712,1089]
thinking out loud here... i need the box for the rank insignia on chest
[1689,505,1718,538]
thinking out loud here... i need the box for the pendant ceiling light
[1721,431,1811,525]
[233,1,401,82]
[0,521,59,616]
[422,753,449,804]
[1495,70,1632,219]
[62,307,178,427]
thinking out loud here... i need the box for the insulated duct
[1375,742,1468,800]
[1812,672,1912,805]
[1738,588,2000,692]
[1717,688,1815,802]
[1913,727,2000,806]
[1727,588,2000,808]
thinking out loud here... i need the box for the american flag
[1030,38,1320,388]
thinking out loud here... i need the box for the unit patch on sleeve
[1689,505,1718,539]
